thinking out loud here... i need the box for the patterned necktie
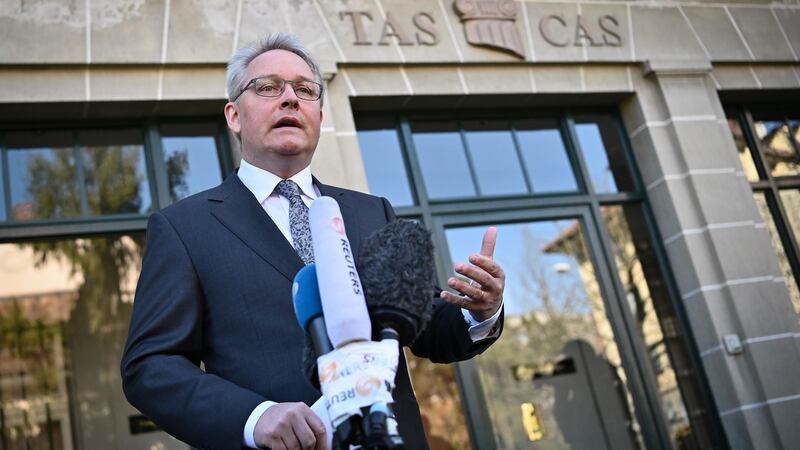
[275,180,314,265]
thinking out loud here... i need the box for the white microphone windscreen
[309,196,372,347]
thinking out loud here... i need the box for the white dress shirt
[236,158,502,448]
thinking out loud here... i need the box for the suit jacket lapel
[208,174,303,282]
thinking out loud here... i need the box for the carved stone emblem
[454,0,525,58]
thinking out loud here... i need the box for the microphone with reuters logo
[308,196,372,348]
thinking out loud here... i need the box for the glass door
[434,208,661,450]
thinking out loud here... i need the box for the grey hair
[226,33,324,104]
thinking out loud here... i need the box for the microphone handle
[361,327,404,449]
[308,315,334,356]
[305,316,346,449]
[379,328,400,341]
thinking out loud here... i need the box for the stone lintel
[643,59,713,77]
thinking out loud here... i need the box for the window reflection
[160,124,223,204]
[726,117,760,182]
[753,119,800,178]
[7,131,80,221]
[78,129,152,215]
[446,221,644,450]
[601,205,708,449]
[463,120,528,196]
[515,119,579,193]
[411,122,476,200]
[754,193,800,321]
[0,235,188,450]
[355,118,415,207]
[574,115,634,194]
[405,350,470,450]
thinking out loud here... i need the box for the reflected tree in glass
[754,120,800,178]
[450,222,641,450]
[601,206,698,448]
[11,148,81,220]
[166,149,190,203]
[405,351,470,450]
[755,193,800,322]
[0,299,67,449]
[726,117,760,182]
[160,126,223,203]
[0,234,167,450]
[17,142,147,331]
[82,144,150,215]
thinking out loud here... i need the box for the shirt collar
[238,158,318,204]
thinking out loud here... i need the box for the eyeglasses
[233,76,323,102]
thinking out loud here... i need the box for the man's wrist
[244,401,276,449]
[462,303,503,342]
[469,300,503,322]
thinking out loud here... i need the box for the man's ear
[224,102,241,134]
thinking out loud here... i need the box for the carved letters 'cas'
[454,0,525,59]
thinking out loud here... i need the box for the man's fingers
[314,432,327,450]
[291,419,318,450]
[440,290,472,309]
[447,276,485,300]
[256,402,324,450]
[480,226,497,258]
[454,263,493,288]
[307,411,327,450]
[270,439,288,450]
[468,254,505,279]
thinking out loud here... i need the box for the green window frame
[355,107,728,450]
[0,119,234,241]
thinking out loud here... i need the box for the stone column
[620,59,800,449]
[310,63,370,192]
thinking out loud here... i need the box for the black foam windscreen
[357,220,436,346]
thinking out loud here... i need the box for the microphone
[357,219,436,346]
[292,264,333,386]
[307,197,403,449]
[308,196,372,348]
[292,265,344,450]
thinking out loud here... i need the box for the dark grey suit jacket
[121,173,501,450]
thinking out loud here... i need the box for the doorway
[437,208,646,450]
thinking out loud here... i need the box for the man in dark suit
[121,33,505,450]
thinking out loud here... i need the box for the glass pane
[78,129,152,215]
[463,120,528,196]
[755,193,800,322]
[411,121,476,200]
[7,130,81,220]
[160,124,223,203]
[446,221,644,450]
[574,116,634,194]
[601,204,713,449]
[726,116,760,182]
[515,119,579,193]
[0,235,188,449]
[355,118,415,207]
[753,117,800,178]
[405,350,471,449]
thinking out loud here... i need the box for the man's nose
[279,84,300,109]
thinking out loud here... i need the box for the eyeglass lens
[252,77,321,100]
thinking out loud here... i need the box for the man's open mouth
[274,117,302,128]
